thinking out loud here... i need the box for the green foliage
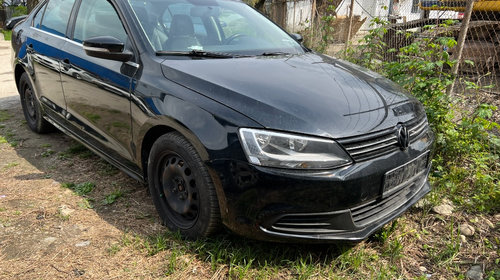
[59,143,94,159]
[77,199,93,209]
[345,17,390,71]
[1,30,12,41]
[41,149,55,157]
[3,162,19,169]
[61,182,95,196]
[102,189,124,205]
[0,110,11,122]
[343,18,499,213]
[12,5,28,17]
[0,130,19,147]
[301,0,337,53]
[317,2,336,53]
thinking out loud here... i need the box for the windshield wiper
[156,50,240,58]
[260,51,292,56]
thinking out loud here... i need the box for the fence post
[310,0,316,44]
[344,0,355,53]
[447,0,475,95]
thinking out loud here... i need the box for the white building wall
[286,0,313,32]
[282,0,459,33]
[335,0,428,30]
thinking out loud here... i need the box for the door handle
[61,58,71,70]
[61,58,71,71]
[61,59,81,79]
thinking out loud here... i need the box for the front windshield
[128,0,305,56]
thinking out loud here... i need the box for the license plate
[383,152,430,196]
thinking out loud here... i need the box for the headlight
[238,128,352,169]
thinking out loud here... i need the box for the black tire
[148,132,221,238]
[19,73,54,133]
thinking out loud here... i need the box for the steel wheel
[24,86,36,121]
[159,154,199,228]
[19,73,54,133]
[148,132,221,238]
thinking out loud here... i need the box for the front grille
[350,176,425,227]
[338,117,429,162]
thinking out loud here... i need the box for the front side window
[128,0,304,56]
[33,2,47,29]
[73,0,128,44]
[40,0,76,37]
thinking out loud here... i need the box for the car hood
[160,52,425,138]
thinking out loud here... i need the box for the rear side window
[73,0,128,44]
[33,2,47,29]
[40,0,76,37]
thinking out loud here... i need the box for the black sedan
[11,0,434,242]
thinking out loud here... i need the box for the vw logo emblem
[396,124,410,150]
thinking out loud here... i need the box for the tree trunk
[255,0,266,12]
[27,0,40,13]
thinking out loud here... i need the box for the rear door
[27,0,76,120]
[60,0,140,173]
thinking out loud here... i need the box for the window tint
[40,0,75,36]
[73,0,128,44]
[33,2,47,29]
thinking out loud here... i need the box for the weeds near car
[77,198,94,209]
[0,110,11,122]
[0,130,20,147]
[59,143,94,160]
[97,160,119,176]
[3,162,19,170]
[41,149,55,157]
[102,189,124,205]
[61,182,95,196]
[1,30,12,41]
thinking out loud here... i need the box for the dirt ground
[0,34,212,280]
[0,103,217,279]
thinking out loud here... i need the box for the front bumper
[209,130,433,243]
[259,180,430,242]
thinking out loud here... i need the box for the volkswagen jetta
[11,0,434,242]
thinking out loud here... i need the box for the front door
[60,0,139,172]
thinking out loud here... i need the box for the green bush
[1,30,12,41]
[12,5,28,17]
[343,19,499,213]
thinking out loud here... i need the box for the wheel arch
[14,64,27,92]
[139,124,210,181]
[139,123,230,226]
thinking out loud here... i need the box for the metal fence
[262,0,500,94]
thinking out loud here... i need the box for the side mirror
[291,33,303,43]
[83,36,133,62]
